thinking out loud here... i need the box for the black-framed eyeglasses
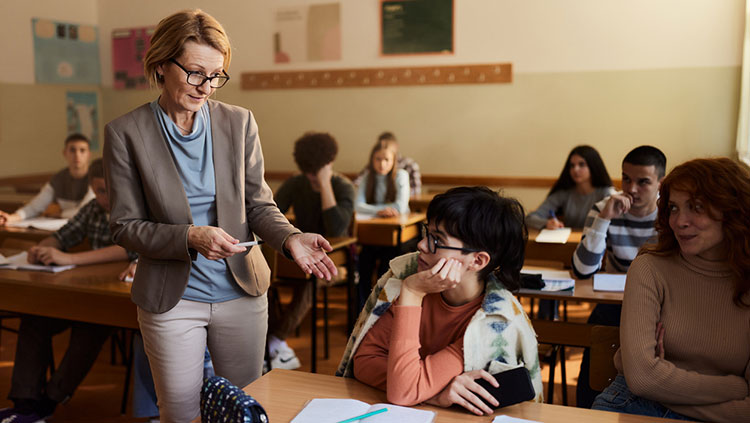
[169,58,230,88]
[420,223,480,254]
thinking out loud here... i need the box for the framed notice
[380,0,453,55]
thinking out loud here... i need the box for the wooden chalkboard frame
[380,0,454,56]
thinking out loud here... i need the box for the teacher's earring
[157,73,164,82]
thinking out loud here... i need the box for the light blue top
[150,100,245,303]
[355,169,410,215]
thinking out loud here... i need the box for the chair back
[589,325,620,391]
[200,376,268,423]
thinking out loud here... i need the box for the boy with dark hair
[0,133,94,225]
[572,145,666,408]
[268,132,355,369]
[338,187,542,416]
[0,159,137,422]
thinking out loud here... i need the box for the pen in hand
[236,240,265,248]
[335,407,388,423]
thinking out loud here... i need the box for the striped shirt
[572,196,657,278]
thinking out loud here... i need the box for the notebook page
[367,403,435,423]
[593,273,627,292]
[291,398,370,423]
[534,228,572,244]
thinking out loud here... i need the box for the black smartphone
[474,366,535,409]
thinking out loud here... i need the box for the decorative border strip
[240,63,511,90]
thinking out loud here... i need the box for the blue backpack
[200,376,269,423]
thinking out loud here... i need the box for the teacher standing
[103,9,336,422]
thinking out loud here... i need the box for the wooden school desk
[515,264,624,403]
[525,228,583,266]
[0,257,137,329]
[243,369,685,423]
[409,193,437,212]
[0,192,35,213]
[0,226,53,246]
[355,212,426,248]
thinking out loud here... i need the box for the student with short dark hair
[0,159,137,422]
[269,132,355,369]
[573,145,667,408]
[338,187,542,416]
[0,133,94,225]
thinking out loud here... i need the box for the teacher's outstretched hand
[285,233,338,280]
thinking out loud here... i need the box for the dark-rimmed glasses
[170,58,230,88]
[420,223,480,254]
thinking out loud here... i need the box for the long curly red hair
[644,157,750,307]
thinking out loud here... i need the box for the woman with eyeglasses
[103,10,336,422]
[337,187,542,415]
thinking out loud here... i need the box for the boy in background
[269,132,355,369]
[0,133,94,225]
[0,159,136,422]
[572,145,666,408]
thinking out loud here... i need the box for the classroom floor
[0,286,591,422]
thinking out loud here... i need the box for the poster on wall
[32,18,101,84]
[66,92,99,151]
[274,2,341,63]
[381,0,453,55]
[112,27,155,89]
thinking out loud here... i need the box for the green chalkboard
[381,0,453,55]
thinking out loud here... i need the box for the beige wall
[0,0,745,210]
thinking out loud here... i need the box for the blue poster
[33,18,101,84]
[66,92,99,151]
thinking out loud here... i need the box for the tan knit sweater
[613,252,750,422]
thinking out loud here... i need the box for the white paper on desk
[535,228,571,244]
[0,253,8,265]
[8,217,68,232]
[593,273,627,292]
[493,416,543,423]
[291,398,435,423]
[0,251,75,273]
[355,213,377,221]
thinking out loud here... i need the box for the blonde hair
[143,9,232,87]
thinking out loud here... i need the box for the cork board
[240,63,512,90]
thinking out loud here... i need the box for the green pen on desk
[335,407,388,423]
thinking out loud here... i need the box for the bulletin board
[381,0,453,55]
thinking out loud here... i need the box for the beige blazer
[103,100,297,313]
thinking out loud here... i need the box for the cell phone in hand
[474,366,535,409]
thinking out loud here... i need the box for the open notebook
[291,398,435,423]
[0,251,75,273]
[519,267,575,296]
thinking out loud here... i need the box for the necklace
[175,121,192,133]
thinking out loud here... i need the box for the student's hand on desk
[400,258,462,305]
[545,217,564,229]
[376,207,399,218]
[598,193,632,220]
[119,261,137,281]
[27,246,72,265]
[0,211,20,226]
[188,226,245,260]
[285,233,337,281]
[426,369,498,416]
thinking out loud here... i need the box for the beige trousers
[138,295,268,423]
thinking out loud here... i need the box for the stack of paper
[519,268,575,295]
[8,217,68,232]
[593,273,627,292]
[0,251,75,273]
[534,228,572,244]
